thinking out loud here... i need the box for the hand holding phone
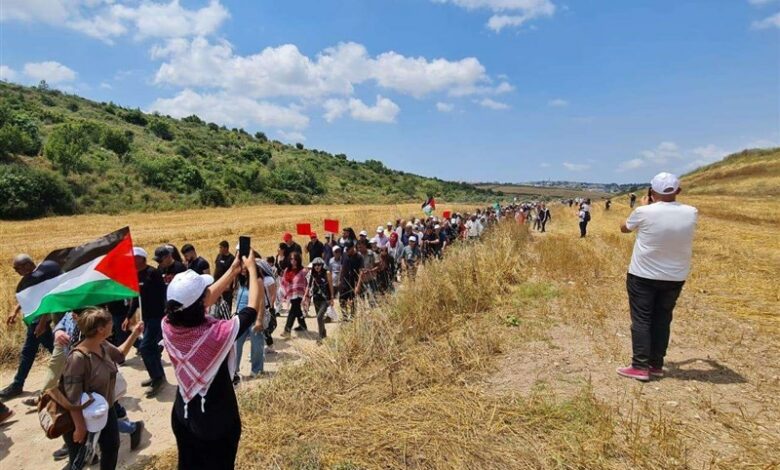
[239,236,250,259]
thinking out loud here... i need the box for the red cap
[283,232,293,241]
[310,232,318,239]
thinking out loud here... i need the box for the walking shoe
[0,408,14,425]
[144,378,165,398]
[22,396,39,407]
[52,444,69,461]
[616,366,650,382]
[141,378,154,387]
[130,421,144,451]
[0,383,23,400]
[649,367,665,378]
[293,325,307,332]
[265,346,276,354]
[281,330,291,338]
[232,374,241,386]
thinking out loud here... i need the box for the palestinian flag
[422,196,436,216]
[17,227,140,325]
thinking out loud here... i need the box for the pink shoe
[649,367,664,378]
[616,366,650,382]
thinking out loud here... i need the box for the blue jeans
[114,402,136,434]
[12,320,54,388]
[139,317,164,380]
[235,328,265,375]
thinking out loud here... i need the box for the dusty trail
[0,316,336,470]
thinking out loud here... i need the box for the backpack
[38,347,94,439]
[584,211,591,222]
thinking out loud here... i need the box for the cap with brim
[409,236,417,242]
[650,172,680,195]
[167,269,214,309]
[153,246,171,262]
[359,230,368,237]
[81,392,109,433]
[376,226,384,233]
[133,247,148,259]
[333,245,342,251]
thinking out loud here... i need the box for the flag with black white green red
[422,196,436,216]
[17,227,140,325]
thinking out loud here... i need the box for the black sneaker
[144,378,165,398]
[52,444,69,461]
[232,374,241,386]
[0,383,22,400]
[293,325,307,332]
[130,421,144,451]
[140,378,154,387]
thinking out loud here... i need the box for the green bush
[0,108,42,156]
[66,102,79,112]
[269,163,324,195]
[148,119,174,140]
[295,143,304,150]
[239,145,271,164]
[255,131,268,142]
[101,127,131,156]
[136,155,204,193]
[122,108,148,126]
[44,123,91,173]
[199,186,228,207]
[0,164,77,219]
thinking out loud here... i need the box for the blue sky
[1,0,778,184]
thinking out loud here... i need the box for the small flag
[323,219,340,234]
[296,223,312,236]
[443,210,452,219]
[422,196,436,216]
[17,227,140,325]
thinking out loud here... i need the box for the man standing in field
[214,240,235,304]
[0,255,55,399]
[617,172,698,382]
[182,243,210,275]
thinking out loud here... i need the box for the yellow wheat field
[0,202,476,365]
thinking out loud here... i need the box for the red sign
[296,223,312,236]
[443,211,452,219]
[323,219,340,234]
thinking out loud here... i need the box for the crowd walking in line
[0,172,694,470]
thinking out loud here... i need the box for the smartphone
[238,236,250,259]
[647,187,654,202]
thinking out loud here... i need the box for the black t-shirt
[306,240,325,262]
[160,260,187,286]
[187,256,210,275]
[171,307,257,440]
[213,253,235,281]
[128,266,167,319]
[340,253,363,293]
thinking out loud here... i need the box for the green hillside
[0,81,493,219]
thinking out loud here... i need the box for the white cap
[376,226,384,233]
[387,221,393,226]
[650,172,680,195]
[167,269,214,309]
[80,392,109,433]
[369,237,377,244]
[133,247,148,258]
[434,224,441,229]
[359,230,368,237]
[333,245,342,252]
[406,222,413,228]
[409,236,417,242]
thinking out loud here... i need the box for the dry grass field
[0,202,474,365]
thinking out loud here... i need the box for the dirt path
[0,315,336,470]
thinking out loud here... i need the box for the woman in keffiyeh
[162,250,262,469]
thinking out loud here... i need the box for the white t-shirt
[625,201,698,282]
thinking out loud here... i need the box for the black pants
[314,299,330,339]
[65,407,119,470]
[284,298,306,332]
[339,290,356,320]
[264,314,277,346]
[579,221,588,237]
[540,219,548,232]
[627,273,684,370]
[172,409,240,470]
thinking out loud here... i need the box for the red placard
[296,223,312,236]
[323,219,340,234]
[443,211,452,219]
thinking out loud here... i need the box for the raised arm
[204,253,241,306]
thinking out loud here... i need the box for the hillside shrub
[101,127,131,156]
[122,108,148,126]
[269,163,324,195]
[148,119,174,141]
[239,145,271,164]
[255,131,268,142]
[200,186,228,207]
[0,164,77,219]
[0,108,42,156]
[44,123,91,173]
[67,102,79,112]
[136,155,204,193]
[295,143,304,150]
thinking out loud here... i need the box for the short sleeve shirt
[62,342,125,406]
[187,256,210,275]
[625,202,698,281]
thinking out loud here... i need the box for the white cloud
[745,138,778,148]
[640,141,681,164]
[436,102,455,112]
[477,98,510,110]
[277,130,306,143]
[23,61,77,83]
[617,158,645,172]
[748,0,779,5]
[148,89,309,130]
[548,98,568,107]
[0,65,17,82]
[0,0,229,43]
[752,12,780,29]
[539,162,550,168]
[563,162,590,171]
[152,39,497,100]
[323,95,400,123]
[99,82,112,89]
[433,0,556,32]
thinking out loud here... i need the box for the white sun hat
[167,269,214,309]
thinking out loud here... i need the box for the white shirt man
[617,172,698,382]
